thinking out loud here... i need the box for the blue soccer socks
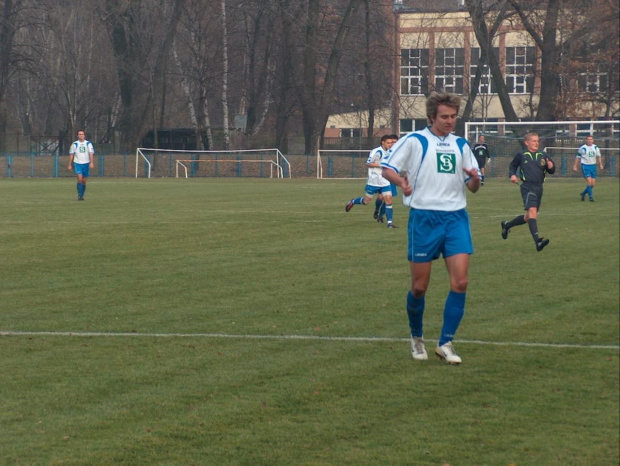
[406,290,425,338]
[385,203,393,224]
[439,290,465,346]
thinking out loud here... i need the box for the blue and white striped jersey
[576,144,601,165]
[70,140,95,164]
[366,146,390,187]
[381,127,479,211]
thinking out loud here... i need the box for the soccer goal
[316,149,371,179]
[464,120,620,178]
[135,148,291,178]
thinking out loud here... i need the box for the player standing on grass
[68,130,94,201]
[381,91,481,364]
[573,135,603,202]
[346,134,399,229]
[472,134,490,185]
[500,132,555,251]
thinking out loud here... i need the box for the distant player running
[573,135,603,202]
[68,130,94,201]
[501,132,555,251]
[345,134,398,228]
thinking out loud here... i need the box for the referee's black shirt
[509,151,556,185]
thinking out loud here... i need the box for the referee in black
[472,134,490,185]
[501,132,555,252]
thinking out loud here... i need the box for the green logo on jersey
[79,146,86,153]
[437,153,456,174]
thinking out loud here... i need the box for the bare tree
[507,0,561,121]
[464,0,520,124]
[292,0,364,154]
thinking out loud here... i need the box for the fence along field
[1,149,619,179]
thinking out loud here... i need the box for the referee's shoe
[536,237,550,252]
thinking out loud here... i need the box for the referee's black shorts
[520,183,543,211]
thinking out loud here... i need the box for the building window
[435,48,464,94]
[341,128,362,138]
[400,119,413,134]
[401,49,429,95]
[470,48,498,94]
[505,46,535,94]
[578,63,612,94]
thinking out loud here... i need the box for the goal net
[135,148,291,178]
[464,120,619,178]
[316,150,370,179]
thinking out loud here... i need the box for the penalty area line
[1,330,618,351]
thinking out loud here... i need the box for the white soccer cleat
[411,337,428,360]
[435,341,462,365]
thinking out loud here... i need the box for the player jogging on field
[501,132,555,251]
[346,134,399,228]
[381,91,481,364]
[68,130,95,201]
[573,135,603,202]
[373,134,400,223]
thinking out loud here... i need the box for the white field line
[1,330,618,350]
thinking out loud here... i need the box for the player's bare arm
[382,168,412,196]
[463,167,480,193]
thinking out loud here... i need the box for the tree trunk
[300,0,363,155]
[465,0,520,125]
[221,0,230,149]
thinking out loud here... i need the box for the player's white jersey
[381,127,480,211]
[70,140,94,164]
[576,144,601,165]
[366,146,390,187]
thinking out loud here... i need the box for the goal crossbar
[175,159,281,179]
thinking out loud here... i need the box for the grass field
[1,176,618,465]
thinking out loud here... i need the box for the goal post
[135,148,292,178]
[464,120,620,178]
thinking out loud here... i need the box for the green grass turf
[1,177,618,464]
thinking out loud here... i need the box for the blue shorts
[390,183,398,197]
[581,164,597,179]
[407,209,473,262]
[365,184,393,196]
[74,163,90,177]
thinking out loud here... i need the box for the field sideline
[1,177,618,464]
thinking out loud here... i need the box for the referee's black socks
[505,215,526,230]
[528,218,540,242]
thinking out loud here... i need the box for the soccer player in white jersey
[573,135,603,202]
[68,130,95,201]
[381,92,481,364]
[345,134,399,228]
